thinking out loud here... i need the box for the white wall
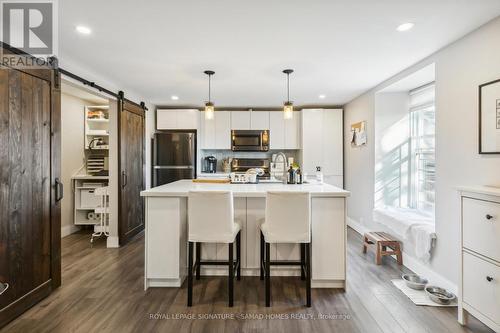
[374,93,410,208]
[60,93,86,237]
[344,17,500,290]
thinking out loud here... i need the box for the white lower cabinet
[462,251,500,326]
[311,197,345,281]
[144,195,347,289]
[458,187,500,332]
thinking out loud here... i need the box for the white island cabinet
[141,180,349,290]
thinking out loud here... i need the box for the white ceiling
[58,0,500,107]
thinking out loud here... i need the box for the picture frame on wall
[479,79,500,154]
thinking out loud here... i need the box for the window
[409,83,435,214]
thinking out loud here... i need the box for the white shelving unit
[85,105,110,150]
[72,176,109,225]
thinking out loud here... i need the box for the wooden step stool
[363,232,403,265]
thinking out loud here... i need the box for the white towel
[407,223,436,262]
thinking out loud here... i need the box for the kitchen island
[140,180,350,290]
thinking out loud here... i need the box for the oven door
[231,130,269,151]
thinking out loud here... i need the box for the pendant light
[283,69,294,119]
[204,70,215,120]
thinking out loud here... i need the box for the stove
[230,158,270,179]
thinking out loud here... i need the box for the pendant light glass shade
[204,70,215,120]
[205,102,214,120]
[283,102,293,119]
[282,69,294,119]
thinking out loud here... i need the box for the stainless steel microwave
[231,130,269,151]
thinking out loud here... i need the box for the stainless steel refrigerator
[152,131,196,186]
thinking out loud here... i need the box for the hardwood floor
[2,228,493,333]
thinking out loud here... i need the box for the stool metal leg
[236,232,241,280]
[187,241,194,307]
[265,242,271,307]
[300,243,305,281]
[260,231,264,280]
[228,242,234,307]
[305,243,311,307]
[196,242,201,280]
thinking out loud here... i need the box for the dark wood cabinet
[0,50,61,328]
[118,100,145,245]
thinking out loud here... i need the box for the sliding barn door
[0,59,61,328]
[118,99,145,245]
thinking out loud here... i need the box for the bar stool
[187,190,241,307]
[260,191,311,307]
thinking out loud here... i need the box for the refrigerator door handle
[153,166,194,169]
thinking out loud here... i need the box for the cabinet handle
[0,282,9,295]
[485,214,493,220]
[486,276,493,282]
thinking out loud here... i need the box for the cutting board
[192,178,231,184]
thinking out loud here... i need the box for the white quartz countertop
[141,179,350,198]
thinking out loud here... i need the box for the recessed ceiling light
[396,22,414,32]
[171,95,179,100]
[319,94,326,99]
[76,25,91,35]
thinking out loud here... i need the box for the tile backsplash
[200,149,301,173]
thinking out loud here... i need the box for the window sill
[373,206,435,239]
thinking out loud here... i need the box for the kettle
[204,156,217,173]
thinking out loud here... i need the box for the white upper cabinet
[231,111,270,130]
[231,111,251,130]
[269,111,301,150]
[200,111,216,149]
[251,111,270,130]
[285,111,301,149]
[215,111,231,149]
[269,112,285,149]
[302,109,323,171]
[178,110,199,129]
[322,110,343,176]
[302,109,343,178]
[201,111,231,149]
[157,110,178,129]
[157,109,199,130]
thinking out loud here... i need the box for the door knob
[486,276,493,282]
[0,282,9,295]
[485,214,493,220]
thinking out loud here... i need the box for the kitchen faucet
[274,152,288,184]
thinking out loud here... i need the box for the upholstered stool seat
[260,191,312,307]
[187,190,241,307]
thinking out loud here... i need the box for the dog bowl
[402,274,428,290]
[425,286,456,305]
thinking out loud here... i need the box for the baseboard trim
[106,236,119,248]
[347,217,457,294]
[61,225,80,238]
